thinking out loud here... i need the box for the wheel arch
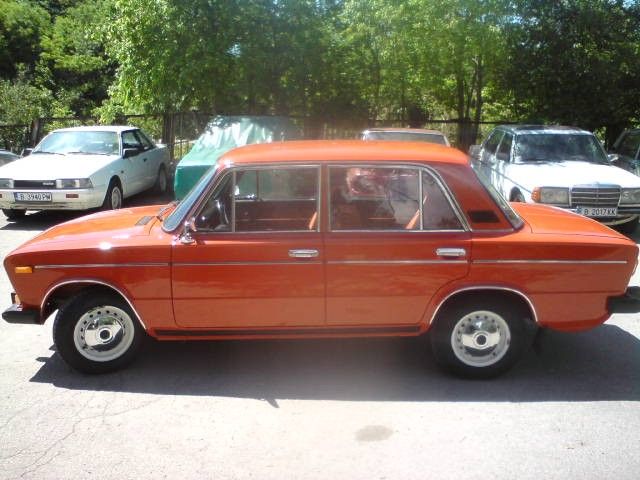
[428,286,538,330]
[41,279,147,330]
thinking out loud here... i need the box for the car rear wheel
[53,291,143,373]
[2,208,26,220]
[102,180,122,210]
[430,296,532,378]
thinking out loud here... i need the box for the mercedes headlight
[532,187,570,206]
[0,178,13,189]
[56,178,93,189]
[620,188,640,205]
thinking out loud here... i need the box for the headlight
[620,188,640,204]
[0,178,13,189]
[55,178,93,189]
[532,187,570,206]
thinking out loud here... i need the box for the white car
[0,126,170,220]
[361,127,450,146]
[470,125,640,233]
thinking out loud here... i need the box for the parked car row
[2,122,640,236]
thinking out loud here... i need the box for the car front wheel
[430,296,532,378]
[53,291,143,373]
[153,165,168,194]
[102,181,123,210]
[2,208,26,220]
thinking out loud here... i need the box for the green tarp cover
[173,116,301,199]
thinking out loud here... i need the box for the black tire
[430,295,533,379]
[102,180,123,211]
[53,291,144,374]
[153,165,168,194]
[2,208,26,220]
[616,217,639,235]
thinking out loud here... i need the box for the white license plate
[575,206,617,217]
[14,192,52,202]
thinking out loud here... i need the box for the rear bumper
[608,287,640,314]
[2,304,40,324]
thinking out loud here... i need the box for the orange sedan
[3,141,640,378]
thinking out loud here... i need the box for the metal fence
[0,112,514,158]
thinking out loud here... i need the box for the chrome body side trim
[429,286,539,326]
[41,279,148,330]
[472,259,627,265]
[174,261,323,267]
[327,259,468,265]
[35,263,169,270]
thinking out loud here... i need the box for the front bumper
[2,303,40,324]
[608,287,640,314]
[0,187,105,211]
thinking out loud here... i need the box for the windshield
[514,133,608,164]
[364,131,447,145]
[33,131,120,155]
[472,168,524,229]
[163,164,221,231]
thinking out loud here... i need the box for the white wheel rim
[451,310,511,367]
[73,305,135,362]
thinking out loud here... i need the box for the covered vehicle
[173,116,301,199]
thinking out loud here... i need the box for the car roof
[221,140,468,166]
[363,127,446,135]
[50,125,138,133]
[497,124,591,135]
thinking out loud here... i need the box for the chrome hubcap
[451,310,511,367]
[73,305,134,362]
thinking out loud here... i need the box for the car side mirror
[180,217,197,245]
[123,148,140,159]
[468,145,481,160]
[21,148,32,157]
[607,153,619,163]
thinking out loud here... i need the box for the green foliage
[0,0,50,78]
[501,0,640,143]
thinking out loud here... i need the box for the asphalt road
[1,196,639,480]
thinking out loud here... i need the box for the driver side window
[194,173,233,232]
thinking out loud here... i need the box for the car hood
[16,206,163,252]
[0,154,119,180]
[512,202,631,239]
[508,161,640,191]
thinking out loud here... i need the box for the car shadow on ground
[29,323,640,403]
[0,191,174,231]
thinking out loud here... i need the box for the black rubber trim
[155,325,421,337]
[607,286,640,314]
[2,304,40,324]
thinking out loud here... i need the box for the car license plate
[14,192,52,202]
[575,206,617,217]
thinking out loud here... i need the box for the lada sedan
[3,141,640,378]
[0,126,170,220]
[470,125,640,233]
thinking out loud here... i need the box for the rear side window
[329,166,463,231]
[484,130,504,154]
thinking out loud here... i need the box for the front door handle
[436,247,466,258]
[289,249,319,258]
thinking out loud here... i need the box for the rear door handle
[436,248,466,258]
[289,249,319,258]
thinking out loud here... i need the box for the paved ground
[1,197,640,479]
